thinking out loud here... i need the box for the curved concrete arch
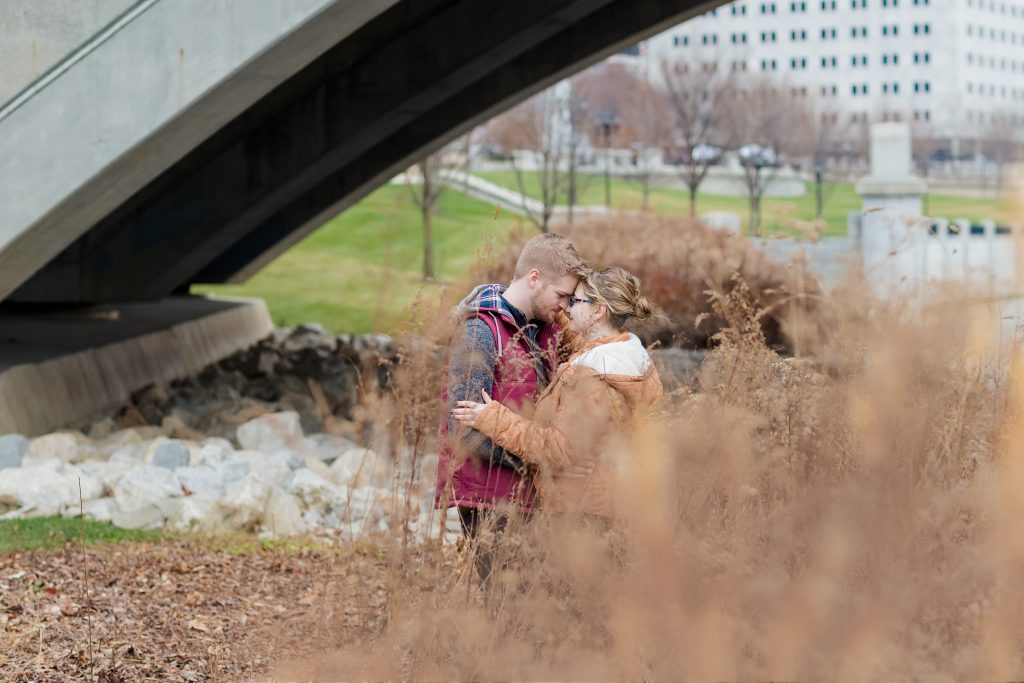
[3,0,715,304]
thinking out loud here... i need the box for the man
[436,232,586,582]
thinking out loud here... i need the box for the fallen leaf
[187,618,210,633]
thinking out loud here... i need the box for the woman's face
[567,283,599,334]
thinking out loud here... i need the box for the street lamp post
[814,160,824,222]
[593,107,620,209]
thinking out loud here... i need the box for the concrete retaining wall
[0,297,273,436]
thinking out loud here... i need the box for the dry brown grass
[9,208,1024,680]
[486,215,827,351]
[273,203,1024,679]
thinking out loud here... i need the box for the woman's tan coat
[473,325,663,517]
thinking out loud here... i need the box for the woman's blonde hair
[580,267,665,334]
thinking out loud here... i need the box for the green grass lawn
[194,185,530,334]
[192,175,1014,336]
[0,517,159,555]
[476,170,1012,238]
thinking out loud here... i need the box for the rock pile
[120,324,396,440]
[0,327,460,542]
[0,410,456,541]
[0,324,702,541]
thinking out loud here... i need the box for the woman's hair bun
[634,295,653,321]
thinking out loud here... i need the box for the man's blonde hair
[513,232,587,281]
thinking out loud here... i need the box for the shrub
[484,214,827,351]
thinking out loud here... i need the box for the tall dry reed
[278,200,1024,680]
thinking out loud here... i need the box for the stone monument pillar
[855,122,928,293]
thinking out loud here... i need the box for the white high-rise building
[644,0,1024,151]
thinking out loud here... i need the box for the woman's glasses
[568,296,597,308]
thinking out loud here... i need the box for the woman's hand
[451,389,493,429]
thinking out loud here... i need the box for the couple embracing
[435,233,664,579]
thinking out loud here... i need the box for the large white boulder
[108,442,148,464]
[303,454,334,481]
[64,464,105,501]
[112,500,178,530]
[263,488,307,536]
[0,462,102,517]
[194,438,235,466]
[174,466,226,499]
[96,460,135,493]
[0,434,28,470]
[112,465,183,515]
[329,447,391,488]
[227,451,291,488]
[27,432,79,463]
[303,433,357,464]
[345,485,391,521]
[220,473,272,530]
[79,497,117,522]
[169,496,229,533]
[271,450,305,472]
[286,469,347,511]
[236,411,304,453]
[152,440,191,470]
[94,427,163,459]
[216,458,251,486]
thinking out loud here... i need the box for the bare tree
[564,80,592,224]
[979,109,1022,191]
[807,103,852,230]
[486,90,569,233]
[622,78,673,211]
[911,121,942,216]
[661,59,734,217]
[724,76,813,236]
[408,153,446,281]
[575,64,673,211]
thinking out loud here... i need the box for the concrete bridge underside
[5,0,714,305]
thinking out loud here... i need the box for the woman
[451,267,664,519]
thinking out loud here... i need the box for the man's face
[530,273,578,323]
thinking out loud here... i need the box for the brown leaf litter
[0,537,426,681]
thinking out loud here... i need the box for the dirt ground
[0,537,432,681]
